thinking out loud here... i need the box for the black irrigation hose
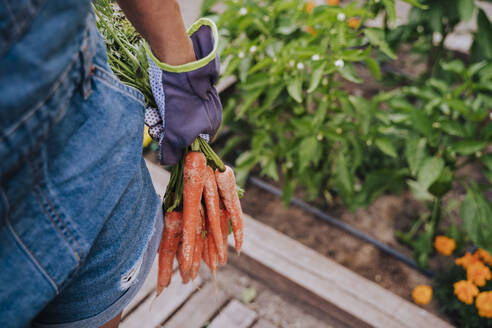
[215,131,434,277]
[245,175,435,278]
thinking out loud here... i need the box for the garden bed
[142,25,489,320]
[145,150,444,319]
[132,159,452,327]
[98,0,492,324]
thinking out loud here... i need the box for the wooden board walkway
[119,243,260,328]
[118,160,453,328]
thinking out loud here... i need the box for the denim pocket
[7,148,84,275]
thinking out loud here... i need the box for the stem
[170,156,185,211]
[383,11,388,35]
[165,154,185,212]
[407,214,428,240]
[191,138,201,152]
[327,73,334,104]
[428,32,447,77]
[108,54,135,75]
[163,163,179,211]
[94,5,137,65]
[198,137,225,171]
[429,197,441,235]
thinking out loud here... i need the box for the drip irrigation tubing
[245,175,434,278]
[213,132,434,278]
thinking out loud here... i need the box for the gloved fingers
[159,139,183,166]
[144,107,164,141]
[182,58,220,99]
[149,125,164,141]
[144,107,162,126]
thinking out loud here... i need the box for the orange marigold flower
[412,285,432,305]
[433,235,456,256]
[305,26,317,36]
[476,291,492,318]
[305,1,316,14]
[326,0,340,5]
[467,262,492,287]
[453,280,479,304]
[347,17,361,29]
[455,252,481,269]
[477,249,492,266]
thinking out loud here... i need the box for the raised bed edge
[145,159,452,328]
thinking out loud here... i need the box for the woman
[0,0,221,326]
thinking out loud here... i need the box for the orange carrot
[157,211,183,295]
[202,232,210,268]
[215,166,243,254]
[177,242,191,284]
[190,206,206,280]
[203,166,226,263]
[207,221,219,275]
[181,151,207,274]
[219,207,230,266]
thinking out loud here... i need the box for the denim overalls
[0,1,163,326]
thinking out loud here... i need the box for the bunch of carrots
[157,139,244,295]
[92,1,245,296]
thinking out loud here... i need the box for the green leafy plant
[212,0,491,267]
[386,0,492,75]
[378,61,492,265]
[215,0,403,206]
[94,0,155,107]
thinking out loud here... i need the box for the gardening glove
[144,18,222,165]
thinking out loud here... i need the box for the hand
[144,18,222,165]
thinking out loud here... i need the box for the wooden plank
[230,215,453,328]
[145,160,170,199]
[143,160,451,327]
[163,282,228,328]
[252,319,277,328]
[228,250,359,328]
[122,255,159,318]
[209,299,257,328]
[122,257,178,319]
[121,270,201,328]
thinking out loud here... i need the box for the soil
[200,265,337,327]
[240,182,445,318]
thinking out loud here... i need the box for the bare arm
[116,0,195,65]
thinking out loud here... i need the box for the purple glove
[144,18,222,165]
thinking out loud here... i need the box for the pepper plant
[385,0,492,75]
[376,60,492,266]
[211,0,491,267]
[216,0,400,206]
